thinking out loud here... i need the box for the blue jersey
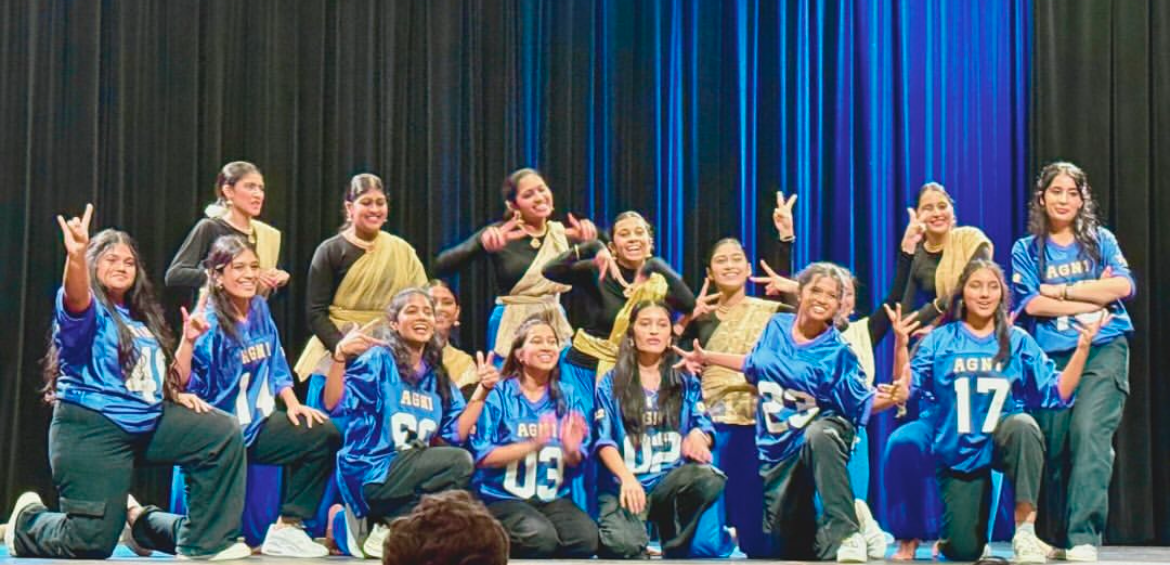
[593,371,714,493]
[742,313,873,466]
[334,348,466,516]
[187,298,293,447]
[472,377,589,503]
[912,323,1070,472]
[1011,228,1135,353]
[53,288,166,433]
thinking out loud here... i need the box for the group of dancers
[3,160,1133,563]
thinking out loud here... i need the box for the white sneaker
[177,541,252,561]
[362,523,389,559]
[836,532,869,563]
[261,523,329,558]
[4,492,44,557]
[1065,544,1097,562]
[854,500,888,560]
[1013,528,1049,564]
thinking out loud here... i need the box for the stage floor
[2,543,1169,564]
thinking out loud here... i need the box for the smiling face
[917,188,955,238]
[961,267,1003,323]
[391,293,436,347]
[610,216,653,266]
[1041,173,1084,226]
[428,284,461,337]
[95,243,138,296]
[707,240,751,292]
[510,174,554,224]
[218,248,260,301]
[346,188,388,235]
[798,274,842,324]
[516,323,559,372]
[222,172,265,219]
[631,305,672,357]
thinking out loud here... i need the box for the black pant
[1033,337,1128,548]
[12,402,246,558]
[488,497,599,559]
[249,411,341,519]
[936,413,1045,561]
[361,446,473,524]
[597,463,726,558]
[760,415,859,560]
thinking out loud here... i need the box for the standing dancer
[881,183,993,559]
[1011,162,1135,561]
[167,161,289,300]
[5,205,248,560]
[176,235,341,557]
[676,263,900,562]
[434,168,598,358]
[294,173,428,389]
[889,259,1109,562]
[471,316,598,558]
[322,289,498,559]
[594,301,725,558]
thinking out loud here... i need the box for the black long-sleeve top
[433,226,543,296]
[900,242,992,327]
[304,234,372,353]
[166,217,255,300]
[542,240,695,370]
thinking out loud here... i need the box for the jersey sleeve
[186,330,216,399]
[742,316,784,385]
[1098,228,1136,300]
[1011,238,1043,320]
[470,388,506,465]
[826,348,875,428]
[910,331,939,398]
[1016,330,1072,410]
[591,374,620,455]
[54,288,98,355]
[438,379,468,446]
[684,373,715,437]
[340,348,386,417]
[260,300,294,397]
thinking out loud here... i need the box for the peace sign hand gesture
[475,351,501,390]
[750,259,798,296]
[180,294,211,344]
[773,191,798,241]
[671,339,707,375]
[481,215,529,253]
[564,213,598,243]
[57,203,94,258]
[333,322,389,362]
[690,278,722,319]
[901,207,926,254]
[882,303,921,347]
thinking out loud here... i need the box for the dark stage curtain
[1031,0,1170,545]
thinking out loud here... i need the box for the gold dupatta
[934,226,993,300]
[571,272,670,380]
[443,345,478,389]
[492,221,573,357]
[701,297,779,425]
[292,232,427,380]
[840,319,875,386]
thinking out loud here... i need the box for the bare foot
[892,538,919,560]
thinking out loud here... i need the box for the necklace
[526,221,549,249]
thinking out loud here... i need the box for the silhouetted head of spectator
[382,490,508,565]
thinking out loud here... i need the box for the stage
[3,543,1170,564]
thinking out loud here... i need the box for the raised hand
[773,191,798,241]
[480,215,529,253]
[534,412,557,447]
[57,203,94,257]
[690,278,721,319]
[594,247,631,288]
[258,268,290,291]
[334,322,389,361]
[180,295,212,343]
[882,303,921,346]
[475,351,501,390]
[681,428,713,464]
[901,207,925,254]
[671,340,707,374]
[750,259,798,296]
[564,213,598,243]
[1075,311,1113,349]
[559,411,588,456]
[287,403,329,428]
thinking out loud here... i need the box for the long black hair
[202,235,257,344]
[1027,162,1102,277]
[500,312,567,417]
[611,301,683,446]
[939,258,1013,365]
[379,288,453,410]
[42,229,176,401]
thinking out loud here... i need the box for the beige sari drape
[491,221,573,357]
[701,297,779,425]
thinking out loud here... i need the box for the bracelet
[1060,284,1069,301]
[778,235,796,243]
[573,244,581,260]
